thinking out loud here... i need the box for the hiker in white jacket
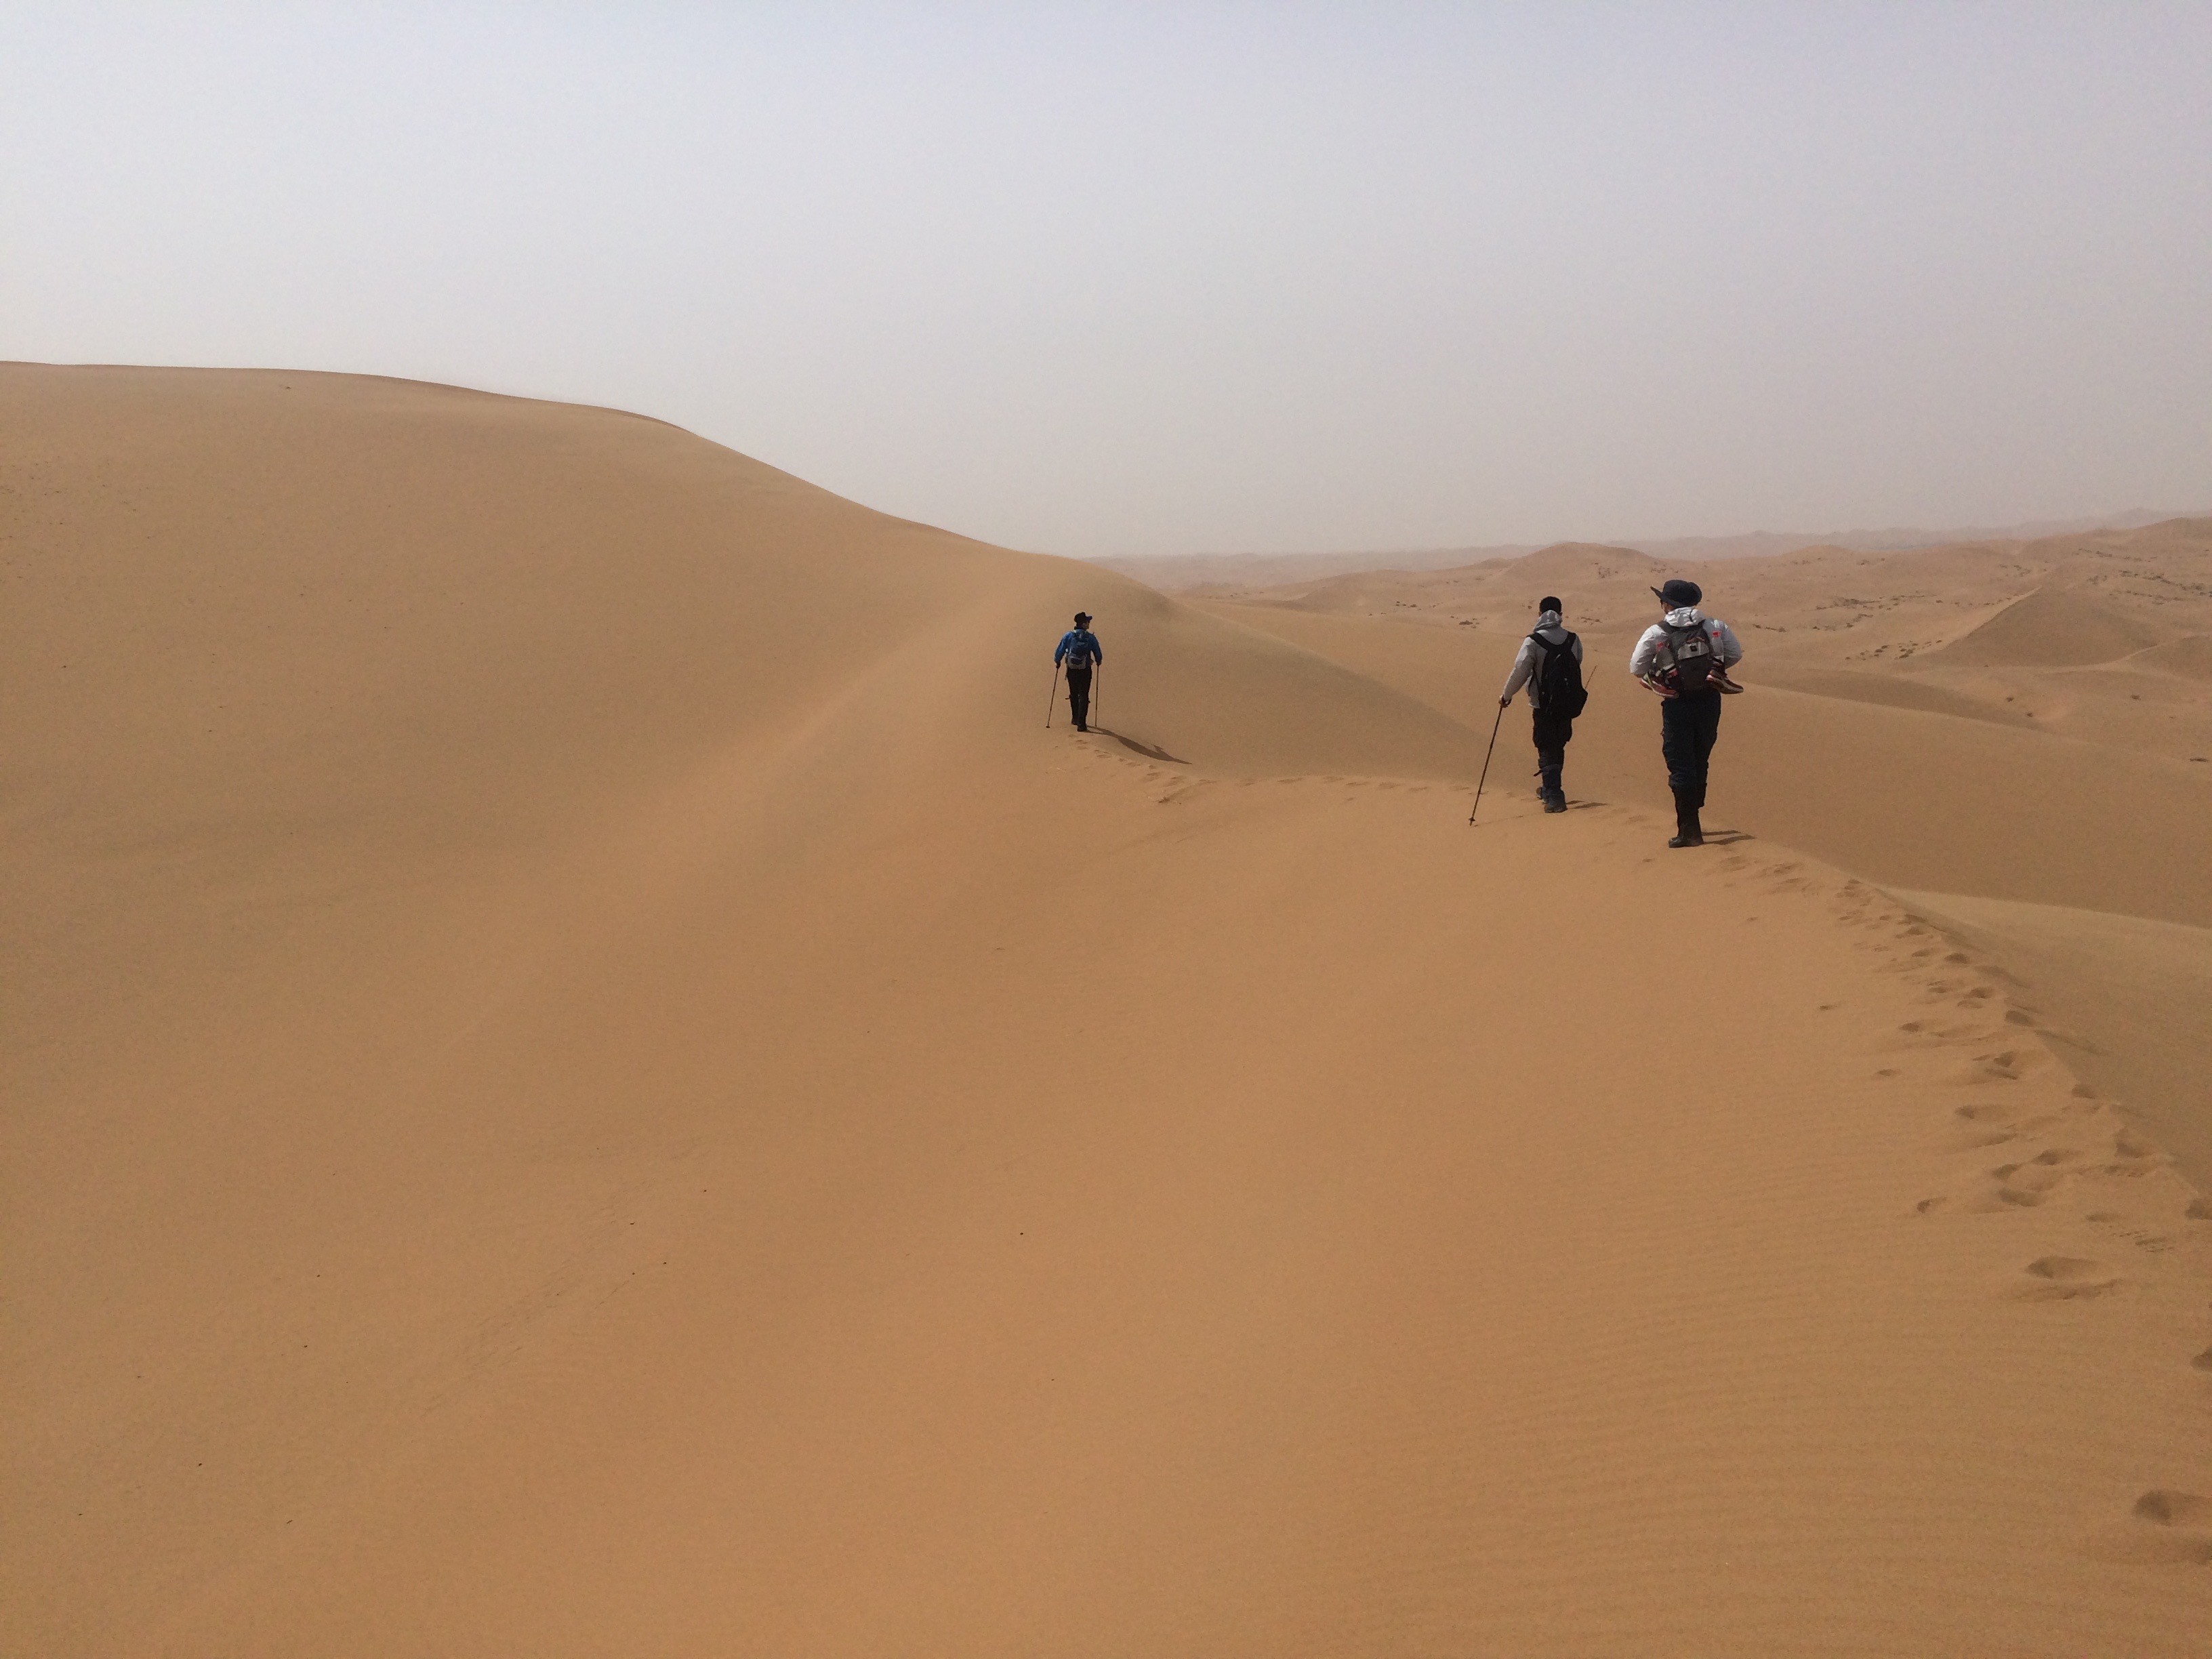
[1630,578,1744,848]
[1497,596,1584,813]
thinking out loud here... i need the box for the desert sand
[6,366,2210,1655]
[1188,532,2212,1195]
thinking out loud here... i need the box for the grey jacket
[1500,613,1584,710]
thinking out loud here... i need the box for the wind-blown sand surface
[7,366,2211,1654]
[1191,533,2212,1195]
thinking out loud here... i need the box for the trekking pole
[1045,661,1061,728]
[1468,703,1505,825]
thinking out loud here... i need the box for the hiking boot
[1542,789,1567,813]
[1670,788,1702,846]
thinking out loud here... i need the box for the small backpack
[1065,630,1095,670]
[1660,619,1717,693]
[1532,631,1589,716]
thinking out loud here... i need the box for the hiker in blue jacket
[1055,612,1103,732]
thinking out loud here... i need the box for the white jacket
[1631,608,1743,682]
[1499,613,1584,709]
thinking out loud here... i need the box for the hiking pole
[1045,661,1061,728]
[1468,703,1505,825]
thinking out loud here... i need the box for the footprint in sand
[2082,1210,2175,1251]
[1966,1049,2032,1083]
[2085,1490,2212,1563]
[1988,1151,2087,1206]
[1955,1103,2018,1124]
[2099,1150,2165,1179]
[2135,1490,2212,1527]
[1990,1175,2055,1208]
[2125,1492,2212,1563]
[2012,1256,2124,1300]
[1946,1128,2019,1153]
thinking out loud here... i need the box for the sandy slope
[6,367,2211,1655]
[1194,524,2212,1206]
[1890,893,2212,1212]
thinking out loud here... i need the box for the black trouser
[1660,690,1722,832]
[1065,665,1092,728]
[1531,707,1574,798]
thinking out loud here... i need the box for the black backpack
[1532,631,1588,717]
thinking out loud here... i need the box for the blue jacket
[1055,628,1103,668]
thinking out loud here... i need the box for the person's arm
[1088,634,1102,664]
[1711,618,1743,666]
[1498,638,1537,704]
[1054,632,1069,665]
[1629,625,1663,680]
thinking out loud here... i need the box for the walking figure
[1055,612,1103,732]
[1497,594,1586,813]
[1631,579,1744,848]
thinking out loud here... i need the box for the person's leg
[1532,710,1569,810]
[1691,693,1721,808]
[1660,697,1702,845]
[1067,668,1091,729]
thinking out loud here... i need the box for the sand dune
[7,367,2211,1654]
[1090,510,2199,593]
[1892,892,2212,1200]
[1193,520,2212,1175]
[1936,586,2162,668]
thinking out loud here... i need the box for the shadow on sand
[1096,730,1191,766]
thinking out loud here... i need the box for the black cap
[1652,579,1702,607]
[1073,611,1092,626]
[1538,595,1563,614]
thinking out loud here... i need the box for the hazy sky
[5,4,2209,556]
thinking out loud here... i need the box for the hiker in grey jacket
[1497,596,1584,813]
[1630,578,1744,848]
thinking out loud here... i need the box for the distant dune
[1096,508,2203,592]
[7,367,2210,1656]
[1934,585,2161,668]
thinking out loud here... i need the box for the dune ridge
[6,367,2211,1654]
[1187,520,2212,1214]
